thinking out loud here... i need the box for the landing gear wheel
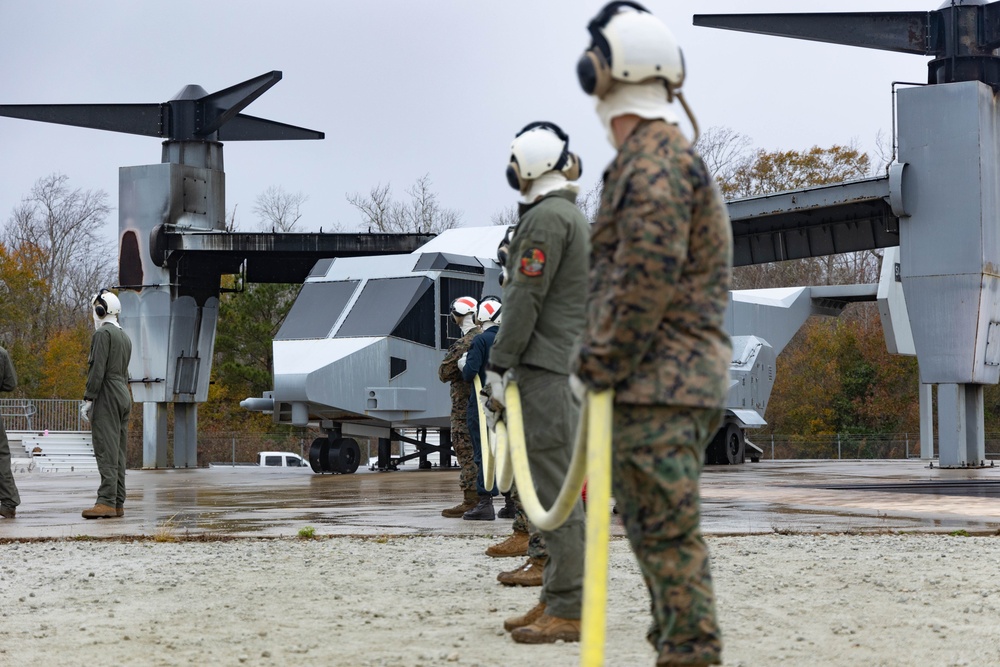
[309,437,330,473]
[725,423,745,465]
[327,438,361,474]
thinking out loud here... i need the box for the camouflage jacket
[490,189,590,374]
[438,326,482,405]
[576,120,733,407]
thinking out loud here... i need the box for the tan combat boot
[116,505,125,517]
[503,601,546,632]
[485,529,529,557]
[82,504,117,519]
[441,489,479,518]
[497,556,546,586]
[510,613,581,644]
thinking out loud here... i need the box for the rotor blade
[216,113,324,141]
[197,71,282,136]
[0,104,165,137]
[693,12,933,56]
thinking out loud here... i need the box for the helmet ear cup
[506,162,523,191]
[578,49,613,98]
[563,153,583,181]
[94,289,109,318]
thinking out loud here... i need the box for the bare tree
[577,181,604,223]
[253,186,308,232]
[695,126,753,189]
[3,174,114,330]
[490,205,519,227]
[347,174,461,234]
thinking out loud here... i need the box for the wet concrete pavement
[2,459,1000,538]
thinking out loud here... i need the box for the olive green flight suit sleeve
[84,329,109,401]
[0,349,16,393]
[489,209,565,370]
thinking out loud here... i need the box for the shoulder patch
[519,248,546,277]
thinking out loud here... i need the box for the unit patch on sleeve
[519,248,546,277]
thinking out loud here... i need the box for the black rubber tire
[327,438,361,474]
[706,428,725,465]
[308,437,330,473]
[725,423,745,465]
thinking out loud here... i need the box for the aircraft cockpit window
[337,277,436,347]
[275,280,360,340]
[439,277,484,348]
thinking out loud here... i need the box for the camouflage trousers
[612,404,723,666]
[451,413,478,493]
[510,483,548,559]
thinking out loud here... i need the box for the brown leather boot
[0,505,15,519]
[485,529,529,557]
[441,489,478,518]
[116,505,125,517]
[82,504,117,519]
[503,601,546,632]
[497,556,546,586]
[511,613,581,644]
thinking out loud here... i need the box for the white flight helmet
[506,122,582,193]
[450,296,478,323]
[577,1,685,100]
[477,297,502,326]
[92,289,122,329]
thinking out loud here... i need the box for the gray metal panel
[727,177,898,266]
[898,81,1000,384]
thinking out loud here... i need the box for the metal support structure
[919,382,935,460]
[142,402,168,469]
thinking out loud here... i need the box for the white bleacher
[19,431,98,472]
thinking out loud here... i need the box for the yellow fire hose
[473,375,495,491]
[502,379,589,532]
[495,378,614,667]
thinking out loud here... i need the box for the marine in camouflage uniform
[438,324,482,516]
[576,118,732,665]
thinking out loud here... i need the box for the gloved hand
[80,400,93,423]
[484,368,506,412]
[457,352,468,372]
[569,374,587,403]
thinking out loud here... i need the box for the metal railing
[753,432,1000,460]
[0,398,89,433]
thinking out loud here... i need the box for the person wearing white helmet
[438,297,483,518]
[458,297,502,520]
[574,3,732,666]
[487,121,590,644]
[80,289,133,519]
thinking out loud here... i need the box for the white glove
[484,369,505,411]
[80,400,93,423]
[457,352,468,372]
[569,374,587,403]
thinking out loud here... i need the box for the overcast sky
[1,1,932,241]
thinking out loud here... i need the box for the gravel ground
[1,533,998,666]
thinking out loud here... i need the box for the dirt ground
[1,533,998,667]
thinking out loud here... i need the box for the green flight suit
[0,347,19,512]
[490,188,591,620]
[85,323,132,508]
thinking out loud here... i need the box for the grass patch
[297,526,316,539]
